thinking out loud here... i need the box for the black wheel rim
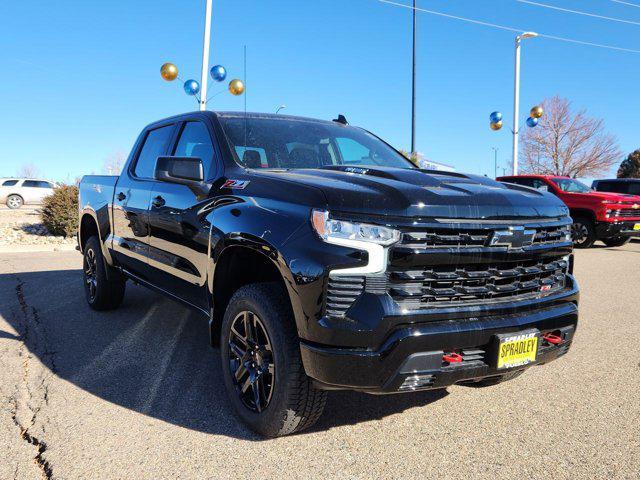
[84,248,98,301]
[572,222,588,244]
[228,311,275,413]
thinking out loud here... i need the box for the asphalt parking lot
[1,242,639,479]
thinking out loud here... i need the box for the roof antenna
[332,114,348,125]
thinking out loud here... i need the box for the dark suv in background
[592,178,640,196]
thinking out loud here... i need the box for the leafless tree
[102,150,127,175]
[520,96,621,178]
[16,163,40,178]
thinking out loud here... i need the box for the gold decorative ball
[490,120,503,131]
[530,105,543,119]
[160,62,178,81]
[229,79,245,96]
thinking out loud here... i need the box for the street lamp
[275,105,286,114]
[199,0,213,111]
[512,31,538,175]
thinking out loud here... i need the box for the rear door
[21,180,52,203]
[111,124,176,279]
[147,120,218,310]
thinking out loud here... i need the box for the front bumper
[300,300,578,393]
[596,220,640,239]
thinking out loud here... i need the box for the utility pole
[411,0,417,154]
[199,0,213,111]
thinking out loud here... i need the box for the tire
[6,194,23,209]
[464,370,524,388]
[220,283,327,437]
[83,236,126,310]
[571,217,596,248]
[602,236,630,248]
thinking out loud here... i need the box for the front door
[147,121,218,310]
[111,124,176,279]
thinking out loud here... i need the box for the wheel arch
[569,208,596,223]
[79,208,114,266]
[208,242,299,347]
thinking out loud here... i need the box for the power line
[517,0,640,26]
[378,0,640,53]
[609,0,640,9]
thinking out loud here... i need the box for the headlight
[311,210,400,246]
[311,209,400,275]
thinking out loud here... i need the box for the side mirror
[155,156,204,184]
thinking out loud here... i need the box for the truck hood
[571,190,640,204]
[249,166,569,220]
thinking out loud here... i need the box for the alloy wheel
[7,196,22,209]
[228,311,275,413]
[572,222,588,244]
[84,248,98,301]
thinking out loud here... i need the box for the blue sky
[1,0,639,181]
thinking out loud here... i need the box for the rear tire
[220,283,327,437]
[571,217,596,248]
[7,194,23,209]
[602,236,630,248]
[83,236,126,310]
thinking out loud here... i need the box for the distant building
[415,153,456,172]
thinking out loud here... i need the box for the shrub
[40,184,79,238]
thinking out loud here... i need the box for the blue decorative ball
[210,65,227,82]
[490,111,502,123]
[183,79,200,96]
[526,116,539,128]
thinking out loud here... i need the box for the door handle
[152,195,166,208]
[116,192,126,201]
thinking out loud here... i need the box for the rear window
[2,180,18,186]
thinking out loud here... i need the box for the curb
[0,244,77,253]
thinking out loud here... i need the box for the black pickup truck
[78,111,579,437]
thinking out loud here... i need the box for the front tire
[7,194,23,209]
[83,236,126,310]
[220,283,327,437]
[571,217,596,248]
[602,236,630,248]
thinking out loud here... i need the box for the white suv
[0,178,56,209]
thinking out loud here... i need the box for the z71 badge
[222,179,250,189]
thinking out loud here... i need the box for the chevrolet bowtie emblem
[489,227,536,250]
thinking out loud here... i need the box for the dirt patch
[0,206,75,247]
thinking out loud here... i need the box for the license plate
[497,332,538,369]
[634,223,640,231]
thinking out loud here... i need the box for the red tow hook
[443,352,463,363]
[542,333,563,345]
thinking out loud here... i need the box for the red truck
[497,175,640,248]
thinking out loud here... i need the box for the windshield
[217,116,414,170]
[551,178,592,193]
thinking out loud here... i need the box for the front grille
[323,221,572,317]
[325,275,365,317]
[388,256,567,310]
[399,224,570,249]
[613,209,640,218]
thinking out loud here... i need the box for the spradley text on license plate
[497,332,538,369]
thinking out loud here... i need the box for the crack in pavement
[11,277,56,480]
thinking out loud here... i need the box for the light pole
[492,147,498,178]
[199,0,213,111]
[512,31,538,175]
[411,0,417,154]
[275,105,286,114]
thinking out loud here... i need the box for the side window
[531,180,550,192]
[22,180,51,188]
[2,180,19,186]
[133,125,174,179]
[174,122,215,179]
[508,178,534,187]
